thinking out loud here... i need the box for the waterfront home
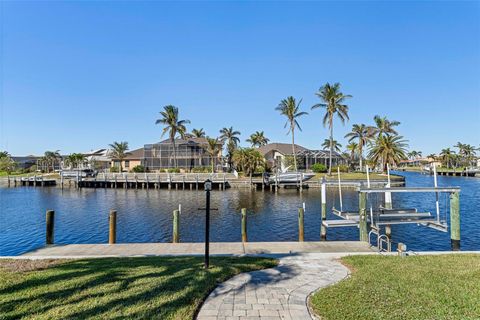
[144,138,223,171]
[257,143,345,171]
[11,155,42,170]
[110,147,144,171]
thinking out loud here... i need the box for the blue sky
[1,1,479,156]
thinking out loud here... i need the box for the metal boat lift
[321,165,461,251]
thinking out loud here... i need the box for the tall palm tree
[312,82,351,175]
[155,105,190,168]
[109,142,129,172]
[346,142,359,169]
[372,115,400,138]
[276,96,308,172]
[321,139,342,153]
[344,124,373,172]
[246,131,270,147]
[204,137,222,173]
[219,126,241,170]
[191,128,206,138]
[368,135,408,172]
[440,148,454,168]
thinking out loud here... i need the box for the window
[125,160,130,168]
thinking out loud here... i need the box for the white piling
[337,167,343,211]
[433,165,440,223]
[385,164,392,208]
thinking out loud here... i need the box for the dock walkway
[20,241,373,258]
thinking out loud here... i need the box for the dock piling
[173,209,180,243]
[450,191,460,250]
[298,207,304,242]
[46,210,55,245]
[241,208,247,242]
[320,177,327,240]
[359,192,368,242]
[109,210,117,244]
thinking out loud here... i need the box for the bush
[311,163,327,173]
[191,167,211,173]
[131,165,146,173]
[110,166,120,173]
[331,165,349,173]
[165,168,180,173]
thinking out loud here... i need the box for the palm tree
[276,96,308,172]
[65,153,86,169]
[440,148,454,169]
[321,139,342,153]
[372,115,400,138]
[191,128,206,138]
[43,150,61,172]
[312,82,351,175]
[346,142,358,169]
[344,124,373,171]
[109,142,129,172]
[0,151,10,158]
[246,131,270,147]
[368,135,408,172]
[204,137,222,173]
[233,148,265,185]
[155,105,190,168]
[219,126,241,170]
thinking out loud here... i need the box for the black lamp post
[204,179,212,269]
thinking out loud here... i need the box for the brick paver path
[196,254,349,320]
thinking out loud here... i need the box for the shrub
[131,165,146,173]
[192,167,210,173]
[109,166,120,173]
[165,168,180,173]
[311,163,327,173]
[331,165,349,173]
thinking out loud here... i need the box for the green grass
[315,172,404,181]
[0,256,277,320]
[310,254,480,320]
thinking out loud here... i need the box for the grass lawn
[0,256,277,320]
[315,172,404,181]
[310,254,480,320]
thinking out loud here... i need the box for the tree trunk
[172,138,177,168]
[291,124,297,172]
[328,118,333,175]
[359,144,363,172]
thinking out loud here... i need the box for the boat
[267,172,315,185]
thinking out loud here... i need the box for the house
[144,138,223,171]
[257,143,345,171]
[110,147,144,171]
[11,155,42,170]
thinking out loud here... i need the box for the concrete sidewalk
[18,241,373,258]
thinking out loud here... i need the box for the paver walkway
[196,253,349,320]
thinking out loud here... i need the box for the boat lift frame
[357,186,461,250]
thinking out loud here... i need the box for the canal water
[0,171,479,256]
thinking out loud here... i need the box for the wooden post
[109,210,117,244]
[241,208,247,242]
[359,192,368,242]
[298,207,304,242]
[7,176,10,187]
[450,191,460,250]
[320,177,327,240]
[46,210,55,245]
[173,209,180,243]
